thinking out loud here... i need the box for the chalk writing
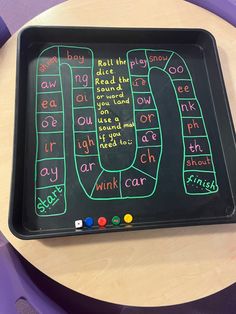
[35,45,219,216]
[127,48,218,195]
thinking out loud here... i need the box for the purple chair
[186,0,236,26]
[0,233,123,314]
[0,233,66,314]
[0,16,10,47]
[0,0,66,47]
[2,230,236,313]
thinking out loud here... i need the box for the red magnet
[98,217,107,227]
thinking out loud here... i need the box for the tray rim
[9,26,236,240]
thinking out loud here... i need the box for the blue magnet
[84,217,94,227]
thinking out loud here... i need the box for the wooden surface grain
[0,0,236,306]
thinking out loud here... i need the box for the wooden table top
[0,0,236,307]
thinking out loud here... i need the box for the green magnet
[112,216,121,226]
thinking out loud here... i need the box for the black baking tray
[9,27,236,239]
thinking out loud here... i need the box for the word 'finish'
[35,46,218,216]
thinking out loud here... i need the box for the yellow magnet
[124,213,133,224]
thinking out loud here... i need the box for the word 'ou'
[77,116,93,126]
